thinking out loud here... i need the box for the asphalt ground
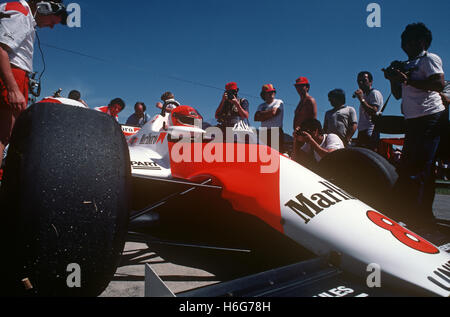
[100,193,450,297]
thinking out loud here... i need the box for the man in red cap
[215,82,249,130]
[255,84,284,152]
[293,77,318,131]
[292,77,318,158]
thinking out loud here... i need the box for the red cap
[262,84,276,93]
[294,77,309,86]
[225,82,238,91]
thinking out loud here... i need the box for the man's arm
[215,93,227,119]
[232,98,249,119]
[383,68,403,100]
[0,44,26,112]
[345,108,358,144]
[441,92,450,108]
[301,132,334,159]
[306,97,318,119]
[407,73,445,92]
[255,107,280,122]
[346,123,358,144]
[355,90,382,116]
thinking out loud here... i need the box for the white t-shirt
[301,133,344,162]
[256,99,284,128]
[401,51,445,119]
[358,89,383,132]
[0,1,36,73]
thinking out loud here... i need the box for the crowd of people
[69,23,450,229]
[0,1,447,228]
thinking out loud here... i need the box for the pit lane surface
[100,194,450,297]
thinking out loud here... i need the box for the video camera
[383,60,417,79]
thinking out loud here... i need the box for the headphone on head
[36,1,66,16]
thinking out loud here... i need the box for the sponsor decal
[427,261,450,292]
[129,136,139,145]
[121,126,141,137]
[140,133,167,145]
[284,181,356,224]
[313,286,368,297]
[131,161,161,170]
[367,210,440,254]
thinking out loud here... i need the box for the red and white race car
[0,98,448,297]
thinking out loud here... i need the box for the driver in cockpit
[156,91,180,114]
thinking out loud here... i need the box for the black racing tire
[0,103,130,297]
[316,147,398,216]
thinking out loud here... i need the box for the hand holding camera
[226,90,237,101]
[294,128,312,143]
[382,60,414,84]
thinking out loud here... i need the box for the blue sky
[31,0,449,135]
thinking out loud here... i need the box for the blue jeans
[397,110,446,224]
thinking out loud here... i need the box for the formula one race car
[0,99,449,297]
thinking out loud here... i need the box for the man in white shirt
[324,89,358,146]
[0,0,67,168]
[293,118,344,166]
[383,22,446,227]
[254,84,284,152]
[354,71,384,150]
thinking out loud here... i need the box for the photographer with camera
[383,23,446,228]
[292,118,344,168]
[0,0,68,169]
[354,71,384,151]
[215,82,250,131]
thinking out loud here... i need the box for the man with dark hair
[293,118,344,165]
[95,98,126,122]
[68,90,81,101]
[383,22,446,228]
[0,0,67,168]
[126,102,150,127]
[324,89,358,146]
[68,89,88,107]
[354,71,384,150]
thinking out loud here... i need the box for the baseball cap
[294,77,310,86]
[262,84,276,93]
[225,82,238,91]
